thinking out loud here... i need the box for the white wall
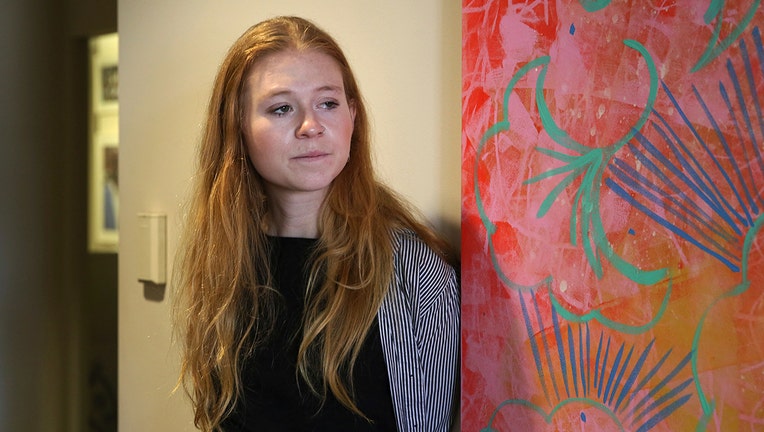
[119,1,461,430]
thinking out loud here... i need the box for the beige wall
[118,1,461,430]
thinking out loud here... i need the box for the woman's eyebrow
[314,84,343,93]
[260,84,343,100]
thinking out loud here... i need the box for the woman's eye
[320,100,339,110]
[271,105,292,116]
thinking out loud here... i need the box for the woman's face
[242,49,355,205]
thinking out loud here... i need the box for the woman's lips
[294,150,328,159]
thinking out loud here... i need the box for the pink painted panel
[461,1,764,431]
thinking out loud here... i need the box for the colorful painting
[461,1,764,431]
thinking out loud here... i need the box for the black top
[221,237,397,431]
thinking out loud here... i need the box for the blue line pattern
[607,27,764,272]
[517,292,693,431]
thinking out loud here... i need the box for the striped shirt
[378,230,461,431]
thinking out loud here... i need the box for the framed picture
[100,64,119,106]
[91,33,119,114]
[89,133,119,253]
[89,33,119,253]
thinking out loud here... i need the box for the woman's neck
[265,190,325,238]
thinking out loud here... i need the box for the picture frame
[98,64,119,111]
[88,33,119,253]
[88,132,119,253]
[91,34,119,115]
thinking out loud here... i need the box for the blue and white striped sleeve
[378,230,460,432]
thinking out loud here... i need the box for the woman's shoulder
[391,228,433,257]
[391,228,456,277]
[386,228,459,315]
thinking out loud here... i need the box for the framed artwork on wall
[89,133,119,252]
[98,64,119,113]
[88,33,119,253]
[461,2,764,431]
[91,33,118,115]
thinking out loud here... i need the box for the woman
[175,16,459,431]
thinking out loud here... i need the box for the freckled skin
[242,49,355,205]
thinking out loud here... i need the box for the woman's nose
[296,111,325,138]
